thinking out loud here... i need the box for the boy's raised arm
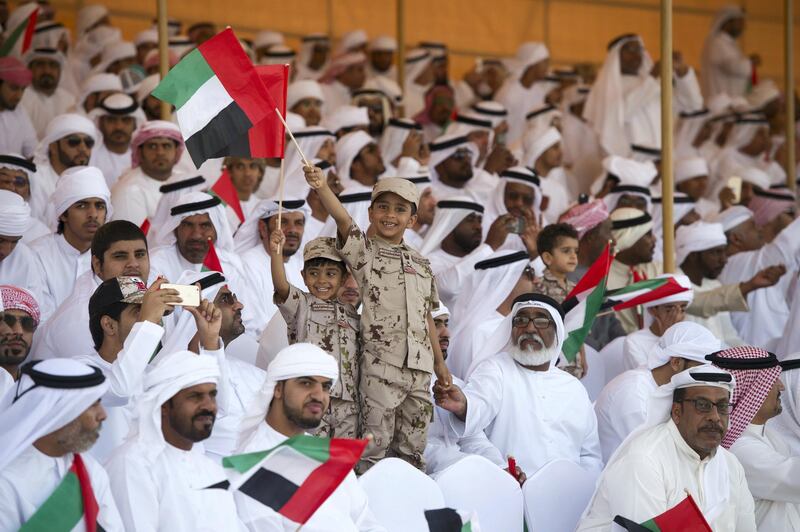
[304,165,354,242]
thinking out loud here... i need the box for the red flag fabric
[651,494,712,532]
[202,238,223,273]
[71,454,99,532]
[248,64,288,157]
[140,218,151,236]
[210,169,245,224]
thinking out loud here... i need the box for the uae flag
[0,6,38,57]
[151,28,278,167]
[424,508,478,532]
[213,64,288,159]
[223,434,368,525]
[20,454,104,532]
[561,243,612,363]
[602,277,690,312]
[202,238,223,273]
[209,169,245,225]
[140,218,151,236]
[613,494,711,532]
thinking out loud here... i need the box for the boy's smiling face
[368,192,417,243]
[303,261,345,301]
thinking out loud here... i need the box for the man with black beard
[20,48,76,138]
[89,93,144,187]
[435,293,602,477]
[0,285,39,390]
[106,350,246,531]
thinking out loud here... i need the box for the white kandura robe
[577,420,756,532]
[621,328,659,371]
[91,142,131,189]
[425,375,505,476]
[427,244,494,310]
[496,79,552,147]
[701,32,752,99]
[20,87,76,139]
[29,233,92,322]
[234,422,386,532]
[148,244,247,294]
[111,167,175,225]
[0,241,49,318]
[0,107,38,158]
[320,81,353,118]
[320,182,373,237]
[539,167,573,224]
[106,442,246,532]
[729,423,800,531]
[447,352,603,475]
[593,367,658,463]
[239,244,306,338]
[0,447,124,531]
[72,320,164,464]
[29,162,61,222]
[682,275,745,349]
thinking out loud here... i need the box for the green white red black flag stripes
[0,6,38,57]
[20,454,104,532]
[613,494,712,532]
[424,508,478,531]
[223,434,368,525]
[151,28,278,167]
[603,277,689,311]
[561,243,612,363]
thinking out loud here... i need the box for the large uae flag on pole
[151,28,278,167]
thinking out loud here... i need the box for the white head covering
[432,302,450,320]
[23,47,65,69]
[88,92,146,131]
[336,130,375,185]
[134,28,158,47]
[379,118,421,166]
[701,5,746,93]
[0,189,31,237]
[369,35,397,52]
[259,45,296,66]
[609,207,653,251]
[253,30,285,51]
[91,40,136,74]
[337,30,368,54]
[772,358,800,455]
[76,5,109,36]
[298,33,330,75]
[651,192,696,250]
[711,206,754,233]
[404,48,433,85]
[642,274,694,309]
[124,350,219,462]
[428,134,479,183]
[287,79,325,110]
[237,343,339,450]
[467,293,565,377]
[646,321,720,369]
[324,105,369,134]
[47,166,112,230]
[486,167,542,226]
[4,5,39,45]
[233,198,309,253]
[510,42,550,79]
[583,34,654,156]
[144,176,208,247]
[282,126,335,194]
[734,165,770,190]
[675,221,728,266]
[135,74,160,106]
[420,197,484,255]
[150,191,235,252]
[0,359,108,470]
[602,155,657,210]
[675,157,709,185]
[77,73,123,112]
[31,22,72,52]
[523,126,561,168]
[33,113,99,166]
[724,116,768,150]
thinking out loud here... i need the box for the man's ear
[91,255,101,275]
[100,315,117,338]
[671,402,682,423]
[273,381,284,400]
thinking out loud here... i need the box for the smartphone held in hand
[507,217,525,234]
[160,284,200,307]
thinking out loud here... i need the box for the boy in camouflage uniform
[269,233,361,438]
[304,166,452,473]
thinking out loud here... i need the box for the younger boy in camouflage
[304,166,452,473]
[269,234,361,438]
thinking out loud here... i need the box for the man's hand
[139,277,181,324]
[483,144,517,175]
[519,209,541,257]
[672,51,689,77]
[186,297,222,350]
[433,381,467,421]
[401,131,424,161]
[719,186,737,209]
[268,229,285,257]
[434,358,452,389]
[741,265,787,296]
[505,465,527,486]
[485,214,513,250]
[304,165,326,190]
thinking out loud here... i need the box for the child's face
[303,263,344,300]
[544,236,579,274]
[368,192,417,243]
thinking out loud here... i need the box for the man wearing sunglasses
[428,134,480,202]
[0,285,40,386]
[435,293,603,478]
[28,113,98,221]
[579,365,757,532]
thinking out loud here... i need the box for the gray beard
[506,333,560,367]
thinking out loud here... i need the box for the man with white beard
[435,293,602,476]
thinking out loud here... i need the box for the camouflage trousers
[312,398,360,439]
[356,352,432,474]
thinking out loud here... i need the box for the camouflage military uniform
[278,284,361,438]
[337,223,438,473]
[532,269,576,304]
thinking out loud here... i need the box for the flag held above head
[152,28,279,167]
[0,5,38,57]
[210,169,245,225]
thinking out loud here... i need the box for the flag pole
[660,0,675,273]
[396,0,406,117]
[276,157,286,254]
[785,0,796,191]
[273,108,311,166]
[156,0,171,120]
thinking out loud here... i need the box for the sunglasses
[64,136,95,149]
[3,314,36,332]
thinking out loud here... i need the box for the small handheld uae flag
[209,169,245,226]
[0,5,38,57]
[20,454,104,532]
[561,243,613,363]
[424,508,480,532]
[613,494,712,532]
[223,434,368,525]
[202,238,223,273]
[151,28,278,167]
[602,276,690,312]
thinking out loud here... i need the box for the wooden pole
[785,0,796,191]
[326,0,334,44]
[156,0,171,120]
[660,0,675,273]
[396,0,406,117]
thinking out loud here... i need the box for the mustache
[193,410,216,422]
[304,399,325,408]
[699,423,725,435]
[517,332,545,348]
